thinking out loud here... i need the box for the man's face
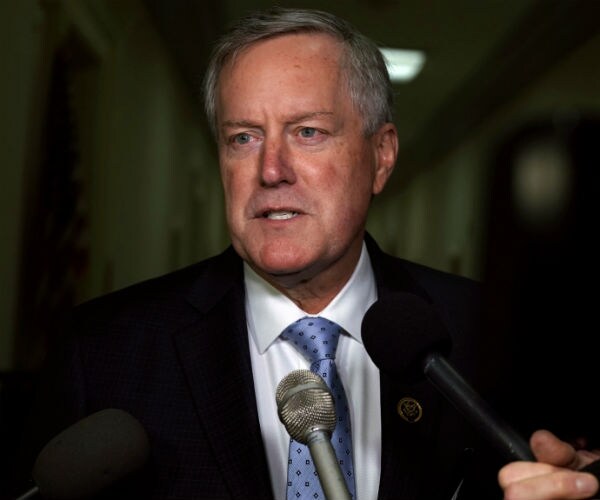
[216,33,397,292]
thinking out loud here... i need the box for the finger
[502,471,598,500]
[531,429,579,468]
[498,462,560,487]
[579,451,600,465]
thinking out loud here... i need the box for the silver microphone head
[276,369,337,444]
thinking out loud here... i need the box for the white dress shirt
[245,242,381,500]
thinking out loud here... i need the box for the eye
[232,132,252,145]
[299,127,318,138]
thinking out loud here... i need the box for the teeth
[265,211,297,220]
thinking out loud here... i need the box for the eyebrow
[221,119,256,130]
[286,111,334,124]
[221,111,334,130]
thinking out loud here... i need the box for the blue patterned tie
[281,316,356,499]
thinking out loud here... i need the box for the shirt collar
[244,241,378,354]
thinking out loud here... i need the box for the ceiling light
[379,47,426,83]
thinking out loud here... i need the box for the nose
[259,137,296,187]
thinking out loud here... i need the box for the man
[13,7,599,500]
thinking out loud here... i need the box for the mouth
[261,210,299,220]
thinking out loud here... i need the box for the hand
[498,429,600,500]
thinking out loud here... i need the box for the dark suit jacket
[14,235,509,499]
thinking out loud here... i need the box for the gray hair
[202,7,394,139]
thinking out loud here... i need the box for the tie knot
[281,316,343,365]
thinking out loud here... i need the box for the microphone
[15,408,150,500]
[276,369,351,500]
[361,291,535,462]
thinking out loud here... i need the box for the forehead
[217,32,345,100]
[214,33,354,132]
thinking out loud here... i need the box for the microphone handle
[13,486,39,500]
[306,430,351,500]
[423,352,535,462]
[424,353,600,499]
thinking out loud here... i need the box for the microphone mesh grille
[276,369,336,444]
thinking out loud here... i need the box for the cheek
[339,150,378,196]
[219,165,244,220]
[218,165,232,201]
[322,167,373,225]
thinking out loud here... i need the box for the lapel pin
[397,397,423,423]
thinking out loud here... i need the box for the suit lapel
[377,374,444,499]
[366,234,433,498]
[366,234,480,499]
[174,248,273,499]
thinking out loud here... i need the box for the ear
[371,123,398,195]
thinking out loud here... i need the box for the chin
[257,255,310,276]
[234,232,324,273]
[255,245,317,275]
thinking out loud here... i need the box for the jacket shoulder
[71,247,243,333]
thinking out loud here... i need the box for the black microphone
[361,291,535,462]
[15,408,150,500]
[276,369,351,500]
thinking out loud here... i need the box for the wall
[368,29,600,280]
[0,0,46,370]
[0,0,226,371]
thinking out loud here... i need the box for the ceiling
[142,0,600,185]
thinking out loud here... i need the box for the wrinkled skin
[215,33,397,313]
